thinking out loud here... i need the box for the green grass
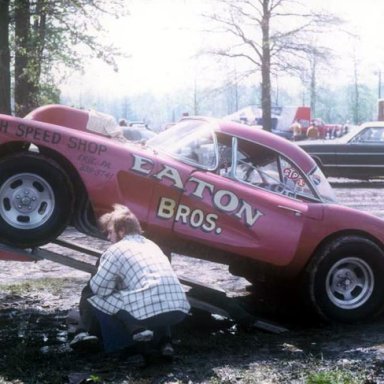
[0,277,81,295]
[306,369,365,384]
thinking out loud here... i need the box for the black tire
[0,153,74,247]
[304,236,384,323]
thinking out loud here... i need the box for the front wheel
[304,236,384,323]
[0,153,74,247]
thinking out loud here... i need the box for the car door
[336,126,384,176]
[173,135,320,267]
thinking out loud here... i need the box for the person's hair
[98,204,143,236]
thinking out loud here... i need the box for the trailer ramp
[0,238,288,334]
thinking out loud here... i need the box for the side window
[176,128,216,168]
[352,127,384,143]
[233,138,316,200]
[193,136,216,168]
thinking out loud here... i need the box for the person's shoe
[160,342,174,357]
[132,329,154,342]
[69,332,100,352]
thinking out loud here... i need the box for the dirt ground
[1,179,384,383]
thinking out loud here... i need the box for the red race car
[0,104,383,323]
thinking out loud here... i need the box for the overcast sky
[61,0,384,99]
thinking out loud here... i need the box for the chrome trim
[278,205,303,216]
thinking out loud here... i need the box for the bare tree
[299,45,331,118]
[204,0,341,131]
[0,0,11,114]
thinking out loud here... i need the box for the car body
[298,122,384,179]
[1,104,384,323]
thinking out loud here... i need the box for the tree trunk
[309,50,317,118]
[260,0,272,132]
[0,0,11,115]
[14,0,38,117]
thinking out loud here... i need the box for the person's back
[307,124,319,139]
[291,121,302,140]
[90,233,189,320]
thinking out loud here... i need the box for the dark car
[298,122,384,179]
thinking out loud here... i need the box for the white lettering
[189,177,215,198]
[154,165,184,189]
[157,197,175,219]
[190,209,204,228]
[235,201,264,226]
[175,204,190,224]
[132,155,153,175]
[130,154,265,229]
[202,213,218,232]
[214,190,239,212]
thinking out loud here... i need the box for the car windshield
[147,119,218,169]
[308,166,337,203]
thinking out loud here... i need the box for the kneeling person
[85,204,190,356]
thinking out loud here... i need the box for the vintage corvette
[298,122,384,179]
[0,104,384,324]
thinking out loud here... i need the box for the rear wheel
[304,236,384,323]
[0,153,74,247]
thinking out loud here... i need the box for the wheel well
[0,142,98,234]
[303,229,384,276]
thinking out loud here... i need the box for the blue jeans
[92,307,187,353]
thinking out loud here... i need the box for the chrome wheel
[0,172,55,229]
[326,257,374,310]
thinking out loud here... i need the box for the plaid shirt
[88,234,190,319]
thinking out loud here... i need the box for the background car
[1,104,384,324]
[298,122,384,179]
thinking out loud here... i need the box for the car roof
[200,117,318,174]
[360,121,384,128]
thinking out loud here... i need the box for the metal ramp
[0,238,288,334]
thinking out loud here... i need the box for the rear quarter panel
[0,114,156,224]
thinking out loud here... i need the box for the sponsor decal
[7,121,112,178]
[77,154,113,179]
[16,124,61,144]
[0,119,9,133]
[12,123,108,156]
[132,154,264,232]
[67,137,107,155]
[157,197,221,233]
[283,167,306,187]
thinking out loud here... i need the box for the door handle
[278,205,302,217]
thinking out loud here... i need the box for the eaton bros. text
[131,154,264,232]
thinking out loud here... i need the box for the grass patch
[0,277,81,295]
[306,368,365,384]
